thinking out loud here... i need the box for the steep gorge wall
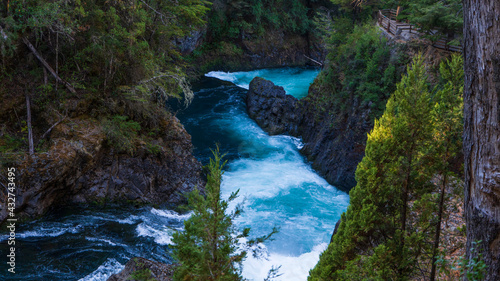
[186,0,334,72]
[247,77,371,192]
[246,34,421,191]
[298,85,374,191]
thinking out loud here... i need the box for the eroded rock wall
[0,111,203,224]
[246,77,372,192]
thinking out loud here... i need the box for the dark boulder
[246,77,301,136]
[107,257,174,281]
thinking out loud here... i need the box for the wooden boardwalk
[377,9,462,53]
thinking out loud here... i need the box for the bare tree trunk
[55,32,58,92]
[463,0,500,280]
[43,66,47,85]
[26,94,34,156]
[430,173,447,281]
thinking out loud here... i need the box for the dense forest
[1,0,499,280]
[0,0,209,159]
[307,1,467,280]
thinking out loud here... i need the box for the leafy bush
[458,241,487,281]
[1,0,209,109]
[0,134,24,167]
[206,0,311,42]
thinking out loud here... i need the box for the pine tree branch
[139,0,175,25]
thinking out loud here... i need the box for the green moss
[102,115,141,155]
[128,269,157,281]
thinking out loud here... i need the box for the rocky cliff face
[0,99,204,224]
[196,29,326,72]
[298,86,373,192]
[236,30,324,71]
[246,77,373,192]
[188,0,330,72]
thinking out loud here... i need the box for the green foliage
[306,23,407,120]
[436,240,488,281]
[206,0,310,42]
[0,133,24,152]
[406,0,462,38]
[330,0,380,20]
[308,54,465,280]
[431,54,464,173]
[103,115,141,155]
[0,0,75,57]
[145,142,162,156]
[457,241,487,281]
[0,0,211,156]
[0,133,24,167]
[381,0,463,39]
[1,0,210,103]
[172,147,278,281]
[128,268,156,281]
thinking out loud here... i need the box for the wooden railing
[378,10,418,36]
[377,9,462,53]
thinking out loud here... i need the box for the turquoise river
[0,67,349,281]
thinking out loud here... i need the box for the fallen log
[22,37,76,94]
[38,115,67,146]
[304,55,323,66]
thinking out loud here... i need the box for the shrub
[102,115,141,155]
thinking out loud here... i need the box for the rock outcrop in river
[247,77,373,192]
[246,77,301,135]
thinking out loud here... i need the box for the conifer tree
[172,147,277,281]
[309,55,436,280]
[428,54,464,280]
[172,148,245,281]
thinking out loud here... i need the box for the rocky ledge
[246,77,373,192]
[0,101,204,224]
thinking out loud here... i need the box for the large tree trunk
[463,1,500,280]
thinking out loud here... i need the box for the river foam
[184,68,349,280]
[243,243,328,281]
[78,258,125,281]
[206,67,320,99]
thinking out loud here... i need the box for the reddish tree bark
[463,0,500,280]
